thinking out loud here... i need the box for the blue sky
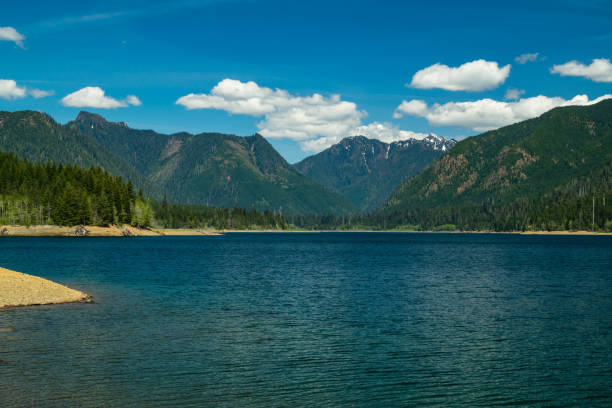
[1,0,611,162]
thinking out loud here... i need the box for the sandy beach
[0,267,92,308]
[0,225,162,237]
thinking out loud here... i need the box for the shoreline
[223,229,612,236]
[1,225,610,236]
[0,225,222,237]
[0,267,92,309]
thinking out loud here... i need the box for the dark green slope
[0,110,147,191]
[382,99,612,225]
[70,112,354,215]
[294,135,455,210]
[67,111,170,176]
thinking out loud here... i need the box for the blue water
[1,233,611,407]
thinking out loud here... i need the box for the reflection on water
[1,233,611,407]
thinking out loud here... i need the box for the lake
[1,233,611,407]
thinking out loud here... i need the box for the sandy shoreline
[0,225,222,237]
[0,267,92,309]
[0,224,161,237]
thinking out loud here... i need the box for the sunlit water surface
[1,233,611,407]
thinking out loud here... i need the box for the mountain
[294,135,455,210]
[0,110,146,190]
[380,99,612,230]
[68,112,353,215]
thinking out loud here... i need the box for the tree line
[153,198,288,230]
[0,151,152,227]
[289,161,612,232]
[0,151,288,230]
[3,149,611,232]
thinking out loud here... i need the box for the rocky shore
[0,267,92,309]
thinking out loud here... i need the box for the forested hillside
[69,112,354,215]
[0,110,150,195]
[0,151,290,230]
[377,99,612,231]
[0,152,153,226]
[290,100,612,232]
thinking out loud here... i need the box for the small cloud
[504,88,525,101]
[515,53,539,64]
[29,89,55,98]
[126,95,142,106]
[0,79,27,100]
[409,59,511,91]
[393,100,428,118]
[550,58,612,83]
[0,26,25,48]
[61,86,140,108]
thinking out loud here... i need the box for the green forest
[288,161,612,232]
[0,151,152,227]
[2,149,611,232]
[0,151,288,230]
[153,198,288,230]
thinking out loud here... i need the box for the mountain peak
[75,111,128,128]
[295,134,451,210]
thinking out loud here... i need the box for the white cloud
[0,26,25,48]
[504,88,525,101]
[176,79,366,150]
[409,59,511,91]
[354,122,432,143]
[0,79,27,100]
[394,94,612,132]
[393,100,428,118]
[177,79,446,153]
[0,79,54,100]
[126,95,142,106]
[61,87,141,108]
[550,58,612,82]
[515,53,539,64]
[29,89,54,98]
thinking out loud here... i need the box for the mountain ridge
[68,111,355,215]
[294,134,456,210]
[378,99,612,230]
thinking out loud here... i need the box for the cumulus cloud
[0,79,27,100]
[550,58,612,82]
[176,79,367,150]
[0,26,25,48]
[29,89,55,98]
[394,94,612,132]
[61,87,141,108]
[126,95,142,106]
[515,53,539,64]
[176,79,446,152]
[504,88,525,101]
[409,59,511,91]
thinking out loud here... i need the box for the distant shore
[223,229,612,235]
[1,225,610,236]
[0,267,92,309]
